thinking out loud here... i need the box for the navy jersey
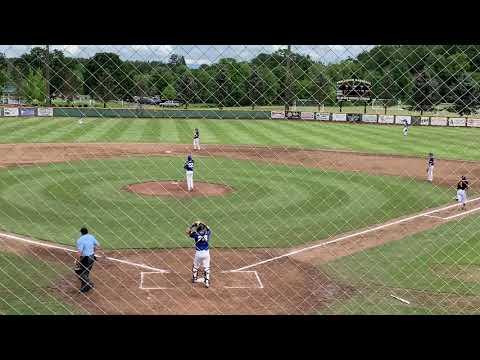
[428,156,434,166]
[194,129,199,139]
[184,159,194,172]
[457,180,469,190]
[190,228,211,251]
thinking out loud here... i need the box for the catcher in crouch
[187,221,211,288]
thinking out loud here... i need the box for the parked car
[160,100,181,107]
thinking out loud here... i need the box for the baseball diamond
[0,117,478,314]
[2,44,480,316]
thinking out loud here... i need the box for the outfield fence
[1,106,480,128]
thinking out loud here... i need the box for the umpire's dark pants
[78,255,95,292]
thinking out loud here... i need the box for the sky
[0,45,374,67]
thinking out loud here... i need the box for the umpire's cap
[80,227,88,235]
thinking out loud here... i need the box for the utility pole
[284,45,291,112]
[45,45,51,105]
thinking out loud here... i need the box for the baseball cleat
[205,280,210,288]
[192,277,197,283]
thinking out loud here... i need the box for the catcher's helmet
[462,176,467,180]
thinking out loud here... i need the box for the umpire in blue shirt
[76,227,100,293]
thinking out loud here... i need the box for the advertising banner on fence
[419,117,430,126]
[37,107,54,117]
[285,111,302,120]
[430,117,448,126]
[20,108,35,117]
[378,115,394,124]
[332,113,347,121]
[467,119,480,127]
[346,113,361,122]
[300,112,314,120]
[362,114,378,123]
[314,112,330,121]
[448,117,466,127]
[395,115,412,125]
[3,107,19,117]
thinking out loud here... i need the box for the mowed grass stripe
[0,118,45,138]
[196,119,237,144]
[114,119,146,142]
[74,118,125,142]
[225,120,277,145]
[40,118,87,142]
[6,119,68,143]
[141,118,162,142]
[94,119,133,142]
[174,118,195,144]
[248,120,305,147]
[56,118,108,143]
[277,121,353,149]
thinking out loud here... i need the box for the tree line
[1,45,479,114]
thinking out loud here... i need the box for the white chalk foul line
[0,231,168,273]
[232,196,480,272]
[442,206,480,220]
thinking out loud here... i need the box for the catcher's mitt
[187,221,208,235]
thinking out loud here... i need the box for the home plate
[140,271,263,289]
[170,181,179,185]
[165,150,172,154]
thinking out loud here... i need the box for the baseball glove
[187,221,207,235]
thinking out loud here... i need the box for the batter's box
[139,270,263,290]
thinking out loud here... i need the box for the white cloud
[0,45,374,65]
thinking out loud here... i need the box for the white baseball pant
[427,165,434,182]
[457,189,467,205]
[186,170,194,191]
[192,250,210,281]
[193,138,200,150]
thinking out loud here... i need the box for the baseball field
[0,117,478,314]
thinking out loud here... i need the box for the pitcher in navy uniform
[184,154,195,192]
[187,221,211,288]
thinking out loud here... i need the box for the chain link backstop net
[0,44,478,314]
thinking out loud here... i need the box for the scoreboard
[336,79,372,101]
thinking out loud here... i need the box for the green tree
[20,69,45,102]
[310,71,330,110]
[375,70,399,114]
[84,52,124,107]
[0,53,7,89]
[161,83,177,100]
[451,73,480,115]
[411,71,440,115]
[176,72,196,108]
[213,65,232,109]
[247,67,266,109]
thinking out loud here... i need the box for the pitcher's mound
[124,181,233,198]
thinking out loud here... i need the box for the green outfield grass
[318,214,480,314]
[0,117,477,160]
[0,156,453,249]
[0,251,81,314]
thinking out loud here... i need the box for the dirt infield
[123,181,233,198]
[0,142,479,314]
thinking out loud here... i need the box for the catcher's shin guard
[204,268,210,287]
[192,266,199,282]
